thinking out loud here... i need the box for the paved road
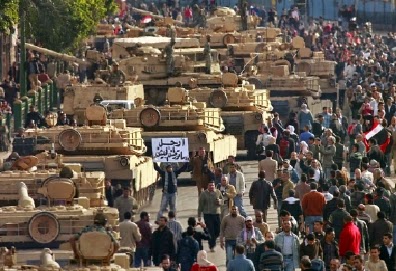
[143,158,279,271]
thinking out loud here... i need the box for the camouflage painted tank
[0,180,118,249]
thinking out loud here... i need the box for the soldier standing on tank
[107,62,126,87]
[240,0,248,31]
[203,36,212,74]
[164,31,176,77]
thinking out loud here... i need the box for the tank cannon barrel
[25,43,91,66]
[131,7,184,25]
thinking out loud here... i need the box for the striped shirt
[167,219,183,243]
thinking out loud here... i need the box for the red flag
[141,16,152,24]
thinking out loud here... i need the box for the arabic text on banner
[152,138,190,162]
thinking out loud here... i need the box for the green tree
[25,0,115,52]
[0,0,19,33]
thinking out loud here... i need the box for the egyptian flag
[363,122,390,153]
[141,16,152,24]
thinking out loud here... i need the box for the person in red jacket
[339,215,361,260]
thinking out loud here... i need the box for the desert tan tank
[0,166,105,207]
[178,73,272,158]
[206,7,260,32]
[63,83,145,124]
[0,180,118,249]
[107,98,237,166]
[117,45,223,105]
[15,106,158,208]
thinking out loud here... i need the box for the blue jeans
[134,247,150,267]
[225,240,236,265]
[157,192,176,220]
[283,256,295,271]
[305,215,323,233]
[234,195,247,217]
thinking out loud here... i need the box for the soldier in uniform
[107,62,126,87]
[164,31,176,77]
[203,35,212,74]
[240,0,248,31]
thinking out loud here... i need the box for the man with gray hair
[320,135,336,178]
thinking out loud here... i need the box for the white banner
[152,138,189,162]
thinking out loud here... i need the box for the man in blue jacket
[154,162,189,221]
[227,244,255,271]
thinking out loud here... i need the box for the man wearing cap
[114,187,138,221]
[69,212,119,259]
[154,162,189,221]
[107,62,126,87]
[191,147,214,196]
[236,216,264,260]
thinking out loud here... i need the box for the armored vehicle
[180,73,272,159]
[25,105,146,155]
[0,166,105,207]
[107,95,237,167]
[14,107,157,207]
[117,45,223,105]
[63,83,144,125]
[0,180,119,249]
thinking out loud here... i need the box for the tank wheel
[209,90,228,108]
[139,107,161,128]
[58,129,82,152]
[28,212,60,244]
[245,130,260,160]
[223,34,236,46]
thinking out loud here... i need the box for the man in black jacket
[154,162,189,221]
[380,233,396,271]
[150,216,176,266]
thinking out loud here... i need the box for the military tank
[106,93,237,168]
[0,179,118,249]
[62,82,144,125]
[15,106,157,207]
[0,165,105,207]
[117,34,223,105]
[182,73,272,159]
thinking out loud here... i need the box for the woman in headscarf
[298,104,314,134]
[287,125,300,153]
[190,250,218,271]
